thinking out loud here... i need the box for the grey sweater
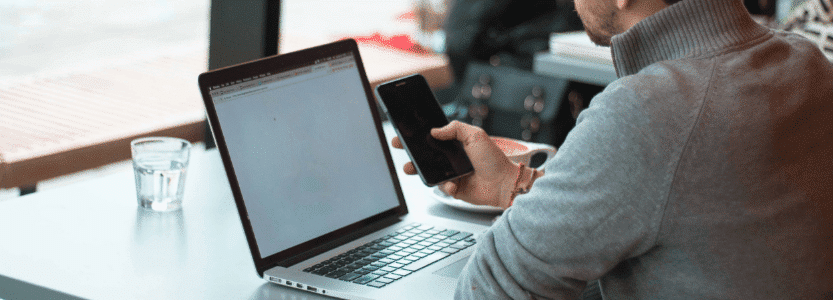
[455,0,833,299]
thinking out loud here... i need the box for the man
[392,0,833,298]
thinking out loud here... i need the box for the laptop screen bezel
[198,39,409,276]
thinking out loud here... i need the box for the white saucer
[429,187,504,214]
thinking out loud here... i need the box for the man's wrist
[506,164,542,207]
[498,163,522,208]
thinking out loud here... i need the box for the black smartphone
[375,74,474,186]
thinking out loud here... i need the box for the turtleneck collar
[610,0,771,77]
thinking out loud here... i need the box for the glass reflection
[131,208,188,276]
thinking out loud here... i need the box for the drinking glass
[131,137,191,211]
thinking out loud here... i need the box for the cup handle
[527,147,557,168]
[511,145,557,168]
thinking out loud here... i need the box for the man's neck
[616,0,669,31]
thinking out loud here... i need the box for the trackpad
[432,256,470,278]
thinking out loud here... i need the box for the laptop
[197,39,489,299]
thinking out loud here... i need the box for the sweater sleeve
[455,81,685,299]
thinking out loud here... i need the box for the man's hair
[664,0,685,5]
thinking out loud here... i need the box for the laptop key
[359,258,377,264]
[347,263,364,269]
[320,265,337,271]
[312,268,332,275]
[362,265,379,271]
[388,263,404,269]
[418,249,436,255]
[369,244,386,250]
[387,254,403,260]
[378,241,394,247]
[367,281,387,288]
[396,259,413,265]
[438,230,458,236]
[339,272,362,282]
[402,252,450,272]
[449,242,467,249]
[373,277,393,285]
[448,232,473,241]
[353,274,381,284]
[440,247,460,254]
[402,256,418,262]
[378,258,395,264]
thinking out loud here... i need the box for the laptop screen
[205,50,401,259]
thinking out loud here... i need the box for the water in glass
[134,158,187,211]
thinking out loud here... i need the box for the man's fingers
[431,120,464,141]
[392,136,403,149]
[403,162,417,175]
[431,120,488,147]
[440,181,458,198]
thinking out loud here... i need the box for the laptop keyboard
[302,223,476,288]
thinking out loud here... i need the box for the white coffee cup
[490,136,557,168]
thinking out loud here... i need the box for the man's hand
[391,121,519,208]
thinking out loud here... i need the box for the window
[0,0,210,82]
[0,0,450,197]
[280,0,447,54]
[0,0,210,196]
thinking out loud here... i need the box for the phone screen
[375,75,474,186]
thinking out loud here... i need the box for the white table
[533,52,617,86]
[0,124,496,300]
[533,32,617,86]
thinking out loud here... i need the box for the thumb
[431,120,464,141]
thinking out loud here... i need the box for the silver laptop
[198,39,488,300]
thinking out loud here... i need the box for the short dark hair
[664,0,685,5]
